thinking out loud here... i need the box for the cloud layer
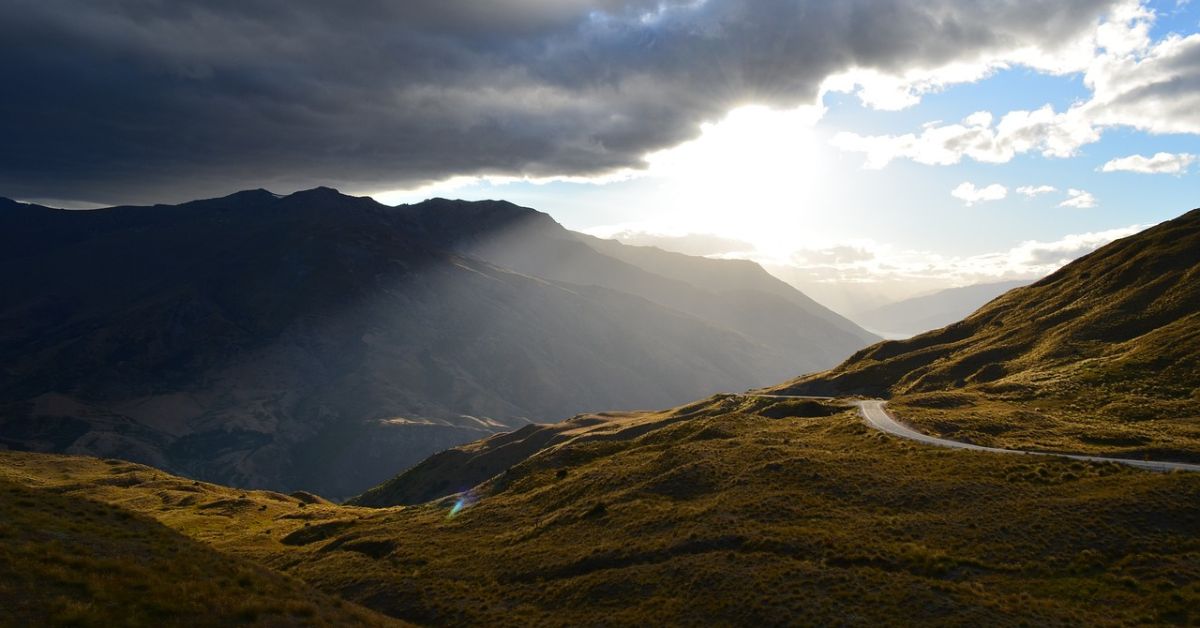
[832,3,1200,170]
[1017,184,1058,197]
[0,0,1120,203]
[587,228,755,257]
[1100,151,1196,173]
[952,182,1008,206]
[1059,188,1099,208]
[778,225,1139,287]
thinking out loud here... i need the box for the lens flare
[447,491,476,519]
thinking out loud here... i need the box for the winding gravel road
[855,399,1200,472]
[752,395,1200,472]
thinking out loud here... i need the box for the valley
[6,2,1200,625]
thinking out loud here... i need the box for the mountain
[576,233,876,349]
[0,189,874,498]
[771,207,1200,460]
[854,280,1032,337]
[404,199,877,368]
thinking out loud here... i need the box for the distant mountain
[405,199,876,368]
[854,280,1032,337]
[0,189,875,497]
[771,207,1200,460]
[576,233,876,348]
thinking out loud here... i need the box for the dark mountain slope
[0,189,871,497]
[577,232,877,343]
[854,279,1032,337]
[403,198,877,370]
[577,233,798,297]
[771,207,1200,459]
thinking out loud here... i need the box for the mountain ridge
[0,188,875,497]
[854,279,1033,338]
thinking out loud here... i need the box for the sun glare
[640,104,835,258]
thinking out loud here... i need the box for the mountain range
[1,204,1199,625]
[854,280,1032,338]
[360,204,1200,506]
[0,188,875,498]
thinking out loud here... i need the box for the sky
[3,0,1198,311]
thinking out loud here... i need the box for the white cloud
[1100,152,1196,173]
[769,225,1141,291]
[823,63,999,112]
[1059,188,1099,208]
[951,182,1008,206]
[584,226,756,257]
[831,105,1100,169]
[1007,225,1138,265]
[818,2,1128,114]
[791,244,876,265]
[1082,32,1200,136]
[832,2,1200,169]
[1016,184,1058,197]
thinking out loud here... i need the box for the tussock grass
[4,393,1198,625]
[0,477,399,627]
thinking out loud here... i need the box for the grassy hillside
[350,397,845,506]
[0,474,398,626]
[771,207,1200,461]
[5,393,1199,625]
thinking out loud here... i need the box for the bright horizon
[6,1,1198,310]
[364,0,1199,309]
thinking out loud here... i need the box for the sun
[640,103,836,258]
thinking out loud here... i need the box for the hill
[0,468,397,626]
[855,280,1032,338]
[349,397,841,507]
[0,189,874,498]
[4,399,1198,625]
[771,207,1200,461]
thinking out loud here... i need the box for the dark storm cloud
[0,0,1120,204]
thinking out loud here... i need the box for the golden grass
[4,394,1199,625]
[771,208,1200,459]
[0,475,401,627]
